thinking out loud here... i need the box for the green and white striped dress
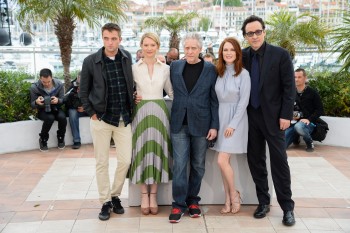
[129,59,173,184]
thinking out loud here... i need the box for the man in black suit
[241,15,296,226]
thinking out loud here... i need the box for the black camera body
[293,101,303,119]
[65,87,82,109]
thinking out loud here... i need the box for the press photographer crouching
[285,68,324,152]
[30,68,67,152]
[64,72,88,149]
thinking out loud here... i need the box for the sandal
[141,193,150,215]
[231,191,241,214]
[220,201,231,214]
[149,193,158,215]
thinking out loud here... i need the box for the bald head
[166,48,179,65]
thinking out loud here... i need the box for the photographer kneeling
[30,68,67,152]
[285,68,324,152]
[64,72,88,149]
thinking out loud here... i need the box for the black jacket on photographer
[64,78,82,110]
[294,86,324,123]
[30,78,65,112]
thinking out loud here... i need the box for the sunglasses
[245,30,264,37]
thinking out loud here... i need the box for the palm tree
[331,11,350,72]
[143,12,199,51]
[198,17,211,32]
[265,10,329,60]
[16,0,127,90]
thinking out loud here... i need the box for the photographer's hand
[50,96,58,104]
[300,119,310,125]
[36,96,44,105]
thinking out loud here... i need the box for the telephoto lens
[44,96,51,112]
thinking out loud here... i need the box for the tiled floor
[1,144,350,233]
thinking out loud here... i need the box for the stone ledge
[0,117,92,154]
[0,116,348,154]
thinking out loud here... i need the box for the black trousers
[37,109,67,139]
[247,107,294,211]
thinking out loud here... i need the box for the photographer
[30,68,67,152]
[64,72,88,149]
[285,68,324,152]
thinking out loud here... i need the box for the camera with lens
[293,102,303,119]
[64,84,82,109]
[293,111,303,119]
[43,96,52,112]
[43,96,58,112]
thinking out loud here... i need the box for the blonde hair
[140,32,160,48]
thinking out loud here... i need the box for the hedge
[308,71,350,117]
[0,70,349,123]
[0,71,36,123]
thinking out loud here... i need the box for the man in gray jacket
[30,68,67,152]
[80,23,134,221]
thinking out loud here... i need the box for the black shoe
[293,137,300,145]
[111,196,124,214]
[282,210,296,226]
[98,201,112,221]
[39,138,48,152]
[169,207,184,223]
[306,142,314,152]
[57,136,65,149]
[188,204,201,218]
[72,142,81,149]
[254,204,270,218]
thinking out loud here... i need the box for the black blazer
[242,43,295,135]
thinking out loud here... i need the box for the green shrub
[0,71,36,123]
[308,71,350,117]
[0,70,79,123]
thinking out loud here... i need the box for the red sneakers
[169,207,184,223]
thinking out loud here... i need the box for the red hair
[216,37,243,78]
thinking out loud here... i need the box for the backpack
[311,118,329,142]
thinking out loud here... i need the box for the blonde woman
[129,32,173,215]
[212,37,251,214]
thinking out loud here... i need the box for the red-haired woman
[212,37,251,214]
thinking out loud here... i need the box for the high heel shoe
[220,201,231,214]
[141,193,150,215]
[149,193,158,215]
[231,191,241,214]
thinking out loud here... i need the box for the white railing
[0,46,343,75]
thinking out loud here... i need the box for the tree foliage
[15,0,127,90]
[198,17,211,32]
[213,0,242,7]
[266,10,329,59]
[331,11,350,72]
[143,12,199,51]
